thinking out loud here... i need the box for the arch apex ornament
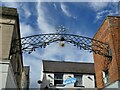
[10,26,112,60]
[56,25,68,34]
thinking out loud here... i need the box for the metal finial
[56,25,68,34]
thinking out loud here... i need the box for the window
[54,73,63,86]
[102,69,109,85]
[108,49,112,61]
[74,74,83,87]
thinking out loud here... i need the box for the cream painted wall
[0,24,14,59]
[0,17,15,59]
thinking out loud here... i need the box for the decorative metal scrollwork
[11,26,112,60]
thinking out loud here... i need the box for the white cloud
[89,2,109,12]
[95,9,118,22]
[20,23,34,37]
[60,3,77,19]
[36,2,55,33]
[89,2,119,22]
[53,3,57,9]
[60,3,72,17]
[36,42,94,63]
[96,10,110,20]
[21,5,31,19]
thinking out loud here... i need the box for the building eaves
[43,60,95,74]
[0,6,18,16]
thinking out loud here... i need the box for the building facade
[0,7,30,89]
[41,60,96,89]
[21,66,30,89]
[93,16,120,88]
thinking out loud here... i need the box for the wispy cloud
[95,9,118,21]
[36,2,55,33]
[20,22,34,37]
[20,4,31,19]
[33,42,94,63]
[60,3,77,20]
[60,3,72,17]
[53,3,57,9]
[89,2,109,12]
[89,2,119,22]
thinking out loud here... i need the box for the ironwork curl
[11,33,112,59]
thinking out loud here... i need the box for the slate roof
[43,60,95,74]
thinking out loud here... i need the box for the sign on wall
[63,77,76,85]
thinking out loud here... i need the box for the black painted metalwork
[10,25,112,60]
[11,33,112,59]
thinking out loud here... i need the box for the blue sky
[2,1,120,88]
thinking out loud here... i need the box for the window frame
[102,69,110,85]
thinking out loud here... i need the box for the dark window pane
[54,73,63,86]
[54,73,63,79]
[74,74,82,87]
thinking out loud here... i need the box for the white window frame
[102,70,109,85]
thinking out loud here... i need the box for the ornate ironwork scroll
[11,26,112,59]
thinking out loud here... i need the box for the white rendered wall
[105,81,119,88]
[41,73,54,88]
[0,61,9,89]
[83,75,95,88]
[0,60,17,89]
[41,73,95,89]
[63,74,74,88]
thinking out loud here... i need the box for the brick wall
[93,16,120,88]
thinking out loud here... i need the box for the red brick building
[93,16,120,88]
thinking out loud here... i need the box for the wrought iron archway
[11,25,112,60]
